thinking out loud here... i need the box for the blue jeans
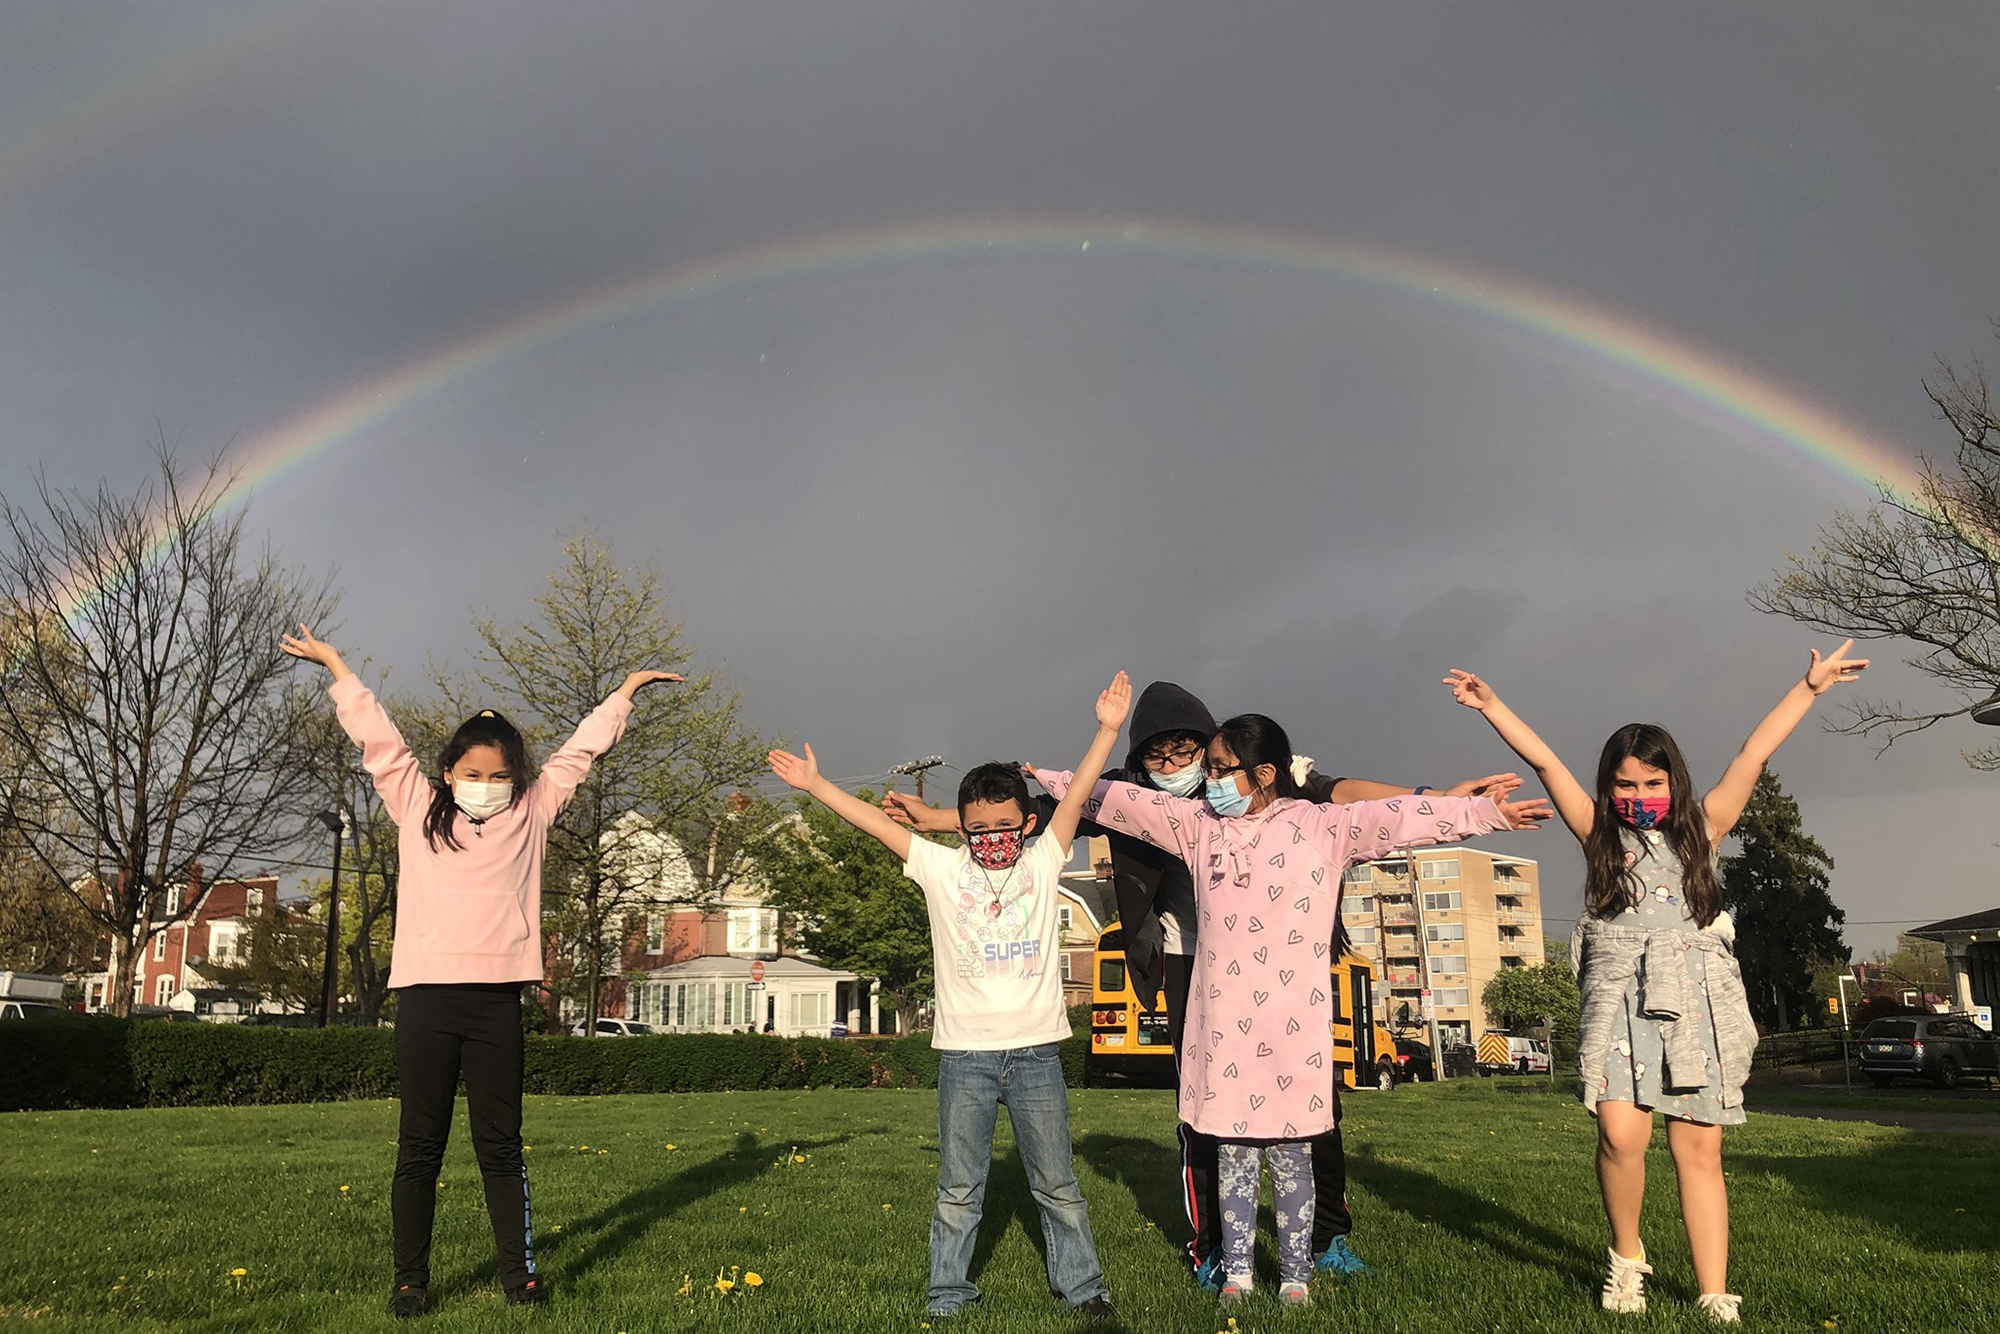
[929,1043,1107,1314]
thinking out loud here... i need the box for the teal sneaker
[1314,1236,1376,1276]
[1192,1253,1225,1293]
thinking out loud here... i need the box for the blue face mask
[1151,764,1204,798]
[1206,776,1252,817]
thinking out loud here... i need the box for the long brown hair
[1583,723,1721,927]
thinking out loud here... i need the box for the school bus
[1087,923,1398,1090]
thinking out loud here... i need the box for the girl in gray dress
[1444,642,1868,1326]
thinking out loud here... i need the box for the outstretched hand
[1495,795,1555,831]
[1443,669,1498,711]
[619,669,686,699]
[1804,640,1869,695]
[1096,670,1132,731]
[279,624,348,677]
[882,789,957,834]
[1445,772,1523,801]
[768,744,820,791]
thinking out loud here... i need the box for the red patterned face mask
[966,826,1027,871]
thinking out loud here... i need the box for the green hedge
[0,1018,1085,1111]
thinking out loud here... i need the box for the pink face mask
[966,826,1027,871]
[1612,795,1670,829]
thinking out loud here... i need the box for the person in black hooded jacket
[886,679,1519,1287]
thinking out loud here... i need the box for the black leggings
[1163,953,1355,1263]
[392,983,536,1291]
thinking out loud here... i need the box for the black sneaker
[389,1284,429,1319]
[1079,1295,1116,1320]
[504,1275,550,1306]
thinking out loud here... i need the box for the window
[246,887,264,911]
[1098,958,1126,994]
[673,984,687,1028]
[645,912,665,954]
[1418,858,1460,880]
[1348,925,1379,945]
[152,933,167,962]
[155,976,175,1006]
[1424,923,1465,943]
[723,982,751,1027]
[1058,952,1072,982]
[1428,954,1467,975]
[1434,988,1470,1008]
[728,908,777,955]
[164,885,184,916]
[1342,895,1375,916]
[1057,905,1073,933]
[791,991,828,1032]
[1422,891,1461,913]
[209,924,240,965]
[1344,866,1373,885]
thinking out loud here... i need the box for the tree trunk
[105,928,138,1017]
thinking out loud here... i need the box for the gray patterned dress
[1591,828,1746,1126]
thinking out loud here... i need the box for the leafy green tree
[451,531,770,1029]
[1482,962,1580,1045]
[749,791,934,1035]
[1719,768,1848,1031]
[198,899,325,1014]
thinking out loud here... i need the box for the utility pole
[888,756,944,802]
[316,810,347,1026]
[1408,848,1448,1080]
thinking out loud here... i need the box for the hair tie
[478,710,496,718]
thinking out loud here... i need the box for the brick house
[82,874,285,1018]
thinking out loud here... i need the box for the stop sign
[750,960,765,983]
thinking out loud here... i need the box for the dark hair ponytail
[423,710,533,852]
[1583,723,1721,927]
[1210,713,1310,806]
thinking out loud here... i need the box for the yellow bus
[1087,923,1398,1090]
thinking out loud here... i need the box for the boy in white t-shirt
[767,672,1130,1320]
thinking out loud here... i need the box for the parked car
[1392,1037,1436,1082]
[1439,1042,1479,1078]
[570,1017,654,1037]
[1858,1014,2000,1089]
[0,1000,66,1020]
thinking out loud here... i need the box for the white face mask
[453,779,514,821]
[1150,763,1205,798]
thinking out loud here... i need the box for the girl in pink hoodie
[282,626,680,1319]
[1039,712,1549,1306]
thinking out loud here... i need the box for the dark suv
[1858,1015,2000,1089]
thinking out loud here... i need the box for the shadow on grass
[432,1129,874,1299]
[1727,1137,2000,1253]
[1343,1140,1600,1291]
[1075,1133,1186,1256]
[966,1141,1134,1327]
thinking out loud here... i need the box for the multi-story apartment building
[1339,847,1543,1045]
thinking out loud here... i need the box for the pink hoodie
[331,675,632,988]
[1037,769,1504,1138]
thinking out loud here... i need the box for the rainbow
[57,215,1928,626]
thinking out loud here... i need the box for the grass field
[2,1081,1994,1333]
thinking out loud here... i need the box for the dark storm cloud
[1,1,1997,947]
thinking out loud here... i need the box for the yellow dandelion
[744,1272,764,1287]
[550,1224,563,1234]
[230,1268,247,1277]
[739,1206,748,1213]
[882,1202,892,1210]
[677,1274,693,1297]
[793,1154,806,1163]
[665,1143,677,1150]
[338,1185,350,1194]
[715,1279,735,1293]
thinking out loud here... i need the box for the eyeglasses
[1141,742,1204,772]
[1203,762,1245,780]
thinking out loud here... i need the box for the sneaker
[1218,1279,1251,1308]
[1191,1253,1225,1294]
[1695,1293,1743,1324]
[1600,1248,1651,1315]
[388,1284,429,1319]
[504,1275,549,1306]
[1279,1281,1311,1308]
[1078,1295,1116,1320]
[1314,1235,1376,1277]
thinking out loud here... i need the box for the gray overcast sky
[3,1,1999,949]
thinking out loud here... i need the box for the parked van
[1476,1031,1550,1075]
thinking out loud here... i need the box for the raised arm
[284,626,430,825]
[532,672,681,818]
[1045,672,1132,855]
[769,743,912,861]
[1704,640,1868,838]
[1445,669,1594,841]
[1318,773,1523,804]
[1305,789,1551,870]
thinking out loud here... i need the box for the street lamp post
[316,810,345,1027]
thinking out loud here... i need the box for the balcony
[1380,905,1418,927]
[1386,968,1421,987]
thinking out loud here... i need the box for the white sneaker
[1600,1248,1651,1314]
[1278,1281,1310,1308]
[1696,1292,1742,1324]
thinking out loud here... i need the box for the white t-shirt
[904,832,1073,1051]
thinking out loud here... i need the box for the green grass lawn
[2,1082,1993,1333]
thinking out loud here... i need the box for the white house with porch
[629,954,876,1037]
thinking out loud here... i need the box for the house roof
[1909,908,2000,941]
[1058,874,1117,934]
[638,955,858,983]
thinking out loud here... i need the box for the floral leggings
[1216,1140,1314,1286]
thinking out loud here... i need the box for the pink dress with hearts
[1037,770,1506,1138]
